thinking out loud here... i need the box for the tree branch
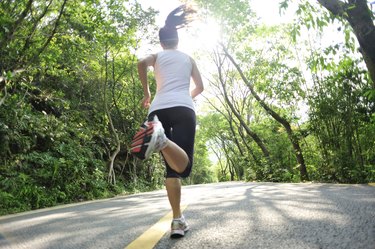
[317,0,346,16]
[32,0,67,62]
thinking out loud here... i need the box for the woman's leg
[161,135,188,219]
[165,177,182,219]
[161,140,189,173]
[149,107,196,220]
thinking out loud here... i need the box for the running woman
[130,5,204,238]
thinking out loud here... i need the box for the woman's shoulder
[175,49,190,57]
[156,50,191,61]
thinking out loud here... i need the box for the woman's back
[154,50,192,94]
[150,50,194,113]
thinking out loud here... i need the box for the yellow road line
[125,205,188,249]
[368,183,375,187]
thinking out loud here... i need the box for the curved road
[0,182,374,249]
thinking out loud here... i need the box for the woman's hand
[141,94,151,109]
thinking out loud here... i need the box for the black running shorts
[148,106,196,178]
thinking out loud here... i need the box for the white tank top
[148,50,195,114]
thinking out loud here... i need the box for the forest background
[0,0,374,215]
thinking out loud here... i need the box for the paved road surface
[0,182,374,249]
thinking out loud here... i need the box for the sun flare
[179,18,221,53]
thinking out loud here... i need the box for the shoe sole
[170,226,189,239]
[144,122,163,159]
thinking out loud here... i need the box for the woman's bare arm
[190,58,204,99]
[137,54,156,108]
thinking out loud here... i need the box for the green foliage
[195,0,374,185]
[308,57,375,183]
[187,118,217,184]
[0,88,113,214]
[0,0,157,215]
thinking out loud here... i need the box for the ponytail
[159,5,196,46]
[164,4,196,29]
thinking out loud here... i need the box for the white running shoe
[130,115,168,160]
[170,215,189,238]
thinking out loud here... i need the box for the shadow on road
[156,182,375,249]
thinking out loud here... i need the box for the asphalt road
[0,182,374,249]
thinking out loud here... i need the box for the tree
[213,50,273,165]
[279,0,375,182]
[199,112,243,181]
[317,0,375,87]
[308,55,375,183]
[280,0,375,88]
[221,45,309,181]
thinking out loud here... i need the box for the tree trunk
[104,49,120,185]
[317,0,375,87]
